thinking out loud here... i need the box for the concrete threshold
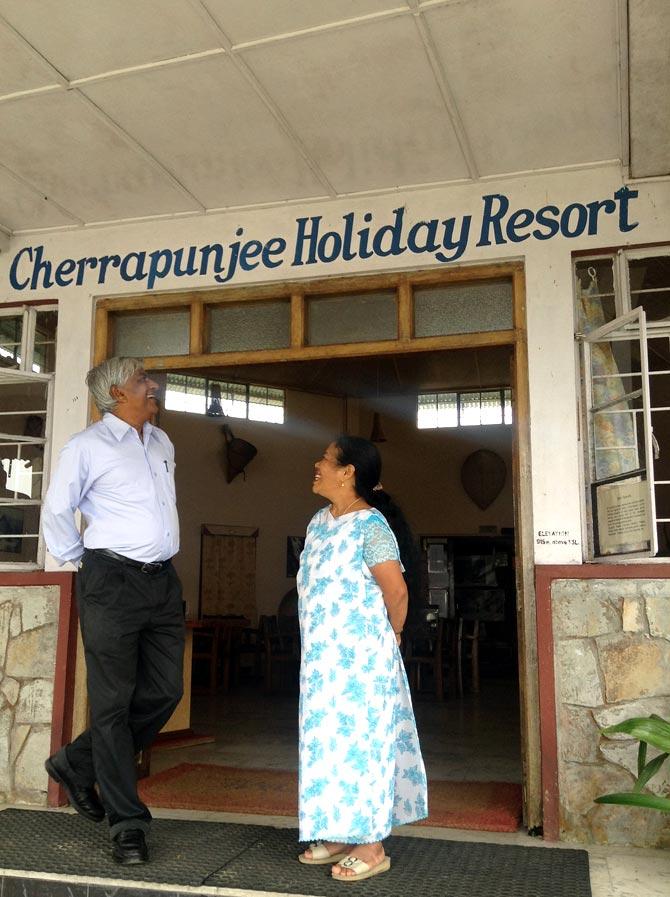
[1,804,668,897]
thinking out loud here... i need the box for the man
[42,357,184,865]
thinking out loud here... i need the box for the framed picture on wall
[286,536,305,577]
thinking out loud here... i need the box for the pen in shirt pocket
[163,459,169,472]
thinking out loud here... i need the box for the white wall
[1,162,669,568]
[161,388,512,619]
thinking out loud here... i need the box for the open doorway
[142,343,523,823]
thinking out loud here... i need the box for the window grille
[165,373,284,424]
[418,389,512,429]
[0,305,57,568]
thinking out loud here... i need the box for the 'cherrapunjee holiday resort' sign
[9,187,639,292]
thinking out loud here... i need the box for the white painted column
[525,246,584,564]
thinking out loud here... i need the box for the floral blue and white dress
[297,506,428,844]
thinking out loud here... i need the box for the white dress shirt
[42,413,180,565]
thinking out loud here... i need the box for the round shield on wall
[460,449,506,510]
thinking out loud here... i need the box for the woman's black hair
[334,435,421,607]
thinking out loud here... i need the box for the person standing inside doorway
[42,357,184,866]
[297,436,427,882]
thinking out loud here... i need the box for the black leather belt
[90,548,169,575]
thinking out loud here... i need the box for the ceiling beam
[0,84,62,106]
[71,48,226,89]
[230,3,410,51]
[228,0,472,52]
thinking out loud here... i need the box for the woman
[296,436,427,882]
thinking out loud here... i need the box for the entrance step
[0,808,591,897]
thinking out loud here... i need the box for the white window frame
[0,366,54,571]
[576,246,670,562]
[0,303,58,373]
[581,308,657,561]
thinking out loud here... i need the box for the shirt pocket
[163,458,177,501]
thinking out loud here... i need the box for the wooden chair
[191,616,249,693]
[455,587,505,694]
[232,623,262,685]
[457,617,480,695]
[403,608,447,700]
[259,614,300,693]
[191,621,221,694]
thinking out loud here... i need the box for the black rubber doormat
[0,808,591,897]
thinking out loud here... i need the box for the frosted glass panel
[208,302,290,352]
[308,291,397,346]
[414,280,513,336]
[114,311,189,357]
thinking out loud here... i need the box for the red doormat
[138,763,522,832]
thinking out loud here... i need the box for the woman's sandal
[298,841,349,865]
[331,854,391,882]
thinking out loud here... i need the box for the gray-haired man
[42,357,184,865]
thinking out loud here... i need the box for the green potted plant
[595,715,670,812]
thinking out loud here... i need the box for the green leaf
[602,717,670,753]
[595,792,670,812]
[637,739,648,778]
[634,753,668,792]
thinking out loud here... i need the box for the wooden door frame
[83,261,541,831]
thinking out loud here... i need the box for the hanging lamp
[369,361,387,442]
[370,411,387,443]
[206,382,224,416]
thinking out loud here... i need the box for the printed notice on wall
[597,479,650,554]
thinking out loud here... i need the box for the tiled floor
[151,676,523,783]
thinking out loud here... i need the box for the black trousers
[61,549,184,837]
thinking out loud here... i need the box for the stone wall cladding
[0,586,58,805]
[552,578,670,848]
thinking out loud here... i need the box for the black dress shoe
[112,829,149,865]
[45,754,105,822]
